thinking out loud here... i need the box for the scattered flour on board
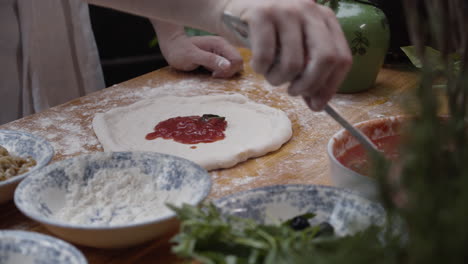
[210,172,258,198]
[54,168,172,226]
[3,74,405,197]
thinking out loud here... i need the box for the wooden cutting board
[0,49,418,264]
[0,49,417,199]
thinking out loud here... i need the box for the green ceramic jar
[329,0,390,93]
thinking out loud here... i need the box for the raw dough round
[92,94,292,170]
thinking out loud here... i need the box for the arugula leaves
[168,204,397,264]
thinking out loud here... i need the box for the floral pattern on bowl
[0,130,54,203]
[14,152,212,248]
[215,184,385,236]
[0,230,87,264]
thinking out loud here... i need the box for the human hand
[154,21,243,78]
[222,0,352,110]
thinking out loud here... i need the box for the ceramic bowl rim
[14,151,212,230]
[0,129,54,186]
[326,115,407,181]
[0,230,87,264]
[214,183,381,209]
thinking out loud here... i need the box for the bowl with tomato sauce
[327,116,406,200]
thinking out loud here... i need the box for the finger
[308,89,332,111]
[265,12,305,86]
[249,11,277,75]
[192,36,244,77]
[306,7,352,109]
[191,36,243,67]
[189,47,241,78]
[299,68,334,111]
[309,49,350,110]
[322,7,353,86]
[212,55,241,78]
[288,18,335,98]
[321,6,353,79]
[215,46,244,77]
[302,96,317,111]
[288,4,352,100]
[321,6,351,60]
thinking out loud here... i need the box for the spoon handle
[324,104,381,156]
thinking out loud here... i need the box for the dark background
[89,1,409,87]
[89,6,167,87]
[372,0,410,63]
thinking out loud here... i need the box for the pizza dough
[92,94,292,170]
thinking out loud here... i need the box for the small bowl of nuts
[0,130,54,203]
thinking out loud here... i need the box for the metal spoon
[222,12,381,156]
[323,104,381,156]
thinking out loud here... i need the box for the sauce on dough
[145,115,227,144]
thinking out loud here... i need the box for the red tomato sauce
[145,115,227,144]
[337,135,400,176]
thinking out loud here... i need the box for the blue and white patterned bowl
[0,230,87,264]
[0,130,54,203]
[215,184,385,236]
[14,152,211,248]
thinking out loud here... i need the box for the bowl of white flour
[14,152,212,248]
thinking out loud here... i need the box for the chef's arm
[85,0,228,37]
[85,0,353,112]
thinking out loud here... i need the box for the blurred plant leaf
[401,46,441,69]
[401,46,461,73]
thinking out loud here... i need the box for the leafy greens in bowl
[170,184,390,264]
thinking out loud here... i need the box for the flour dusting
[54,168,172,226]
[1,67,409,198]
[210,173,258,198]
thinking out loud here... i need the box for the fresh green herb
[168,203,397,264]
[376,1,468,263]
[200,114,226,122]
[315,222,335,237]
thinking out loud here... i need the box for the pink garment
[0,0,105,125]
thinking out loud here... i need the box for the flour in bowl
[54,168,173,226]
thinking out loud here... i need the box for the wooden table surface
[0,49,418,263]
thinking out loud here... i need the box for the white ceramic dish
[14,152,212,248]
[327,116,405,200]
[215,184,386,236]
[0,230,87,264]
[0,130,54,203]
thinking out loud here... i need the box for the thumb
[211,56,233,78]
[191,49,234,78]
